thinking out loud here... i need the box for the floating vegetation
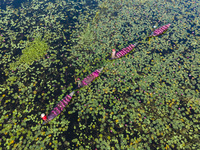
[0,0,200,149]
[9,34,49,70]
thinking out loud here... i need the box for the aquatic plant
[9,34,49,70]
[0,0,200,149]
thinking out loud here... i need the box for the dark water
[0,0,26,9]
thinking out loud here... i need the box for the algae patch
[9,35,49,70]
